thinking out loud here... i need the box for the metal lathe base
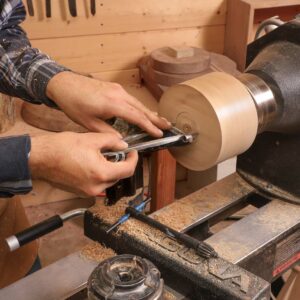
[2,173,300,299]
[85,173,300,299]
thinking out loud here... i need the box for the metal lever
[6,208,86,252]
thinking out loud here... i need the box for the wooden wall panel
[224,0,252,71]
[22,0,226,39]
[31,26,225,73]
[91,69,140,84]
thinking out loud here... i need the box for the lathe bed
[84,173,300,299]
[2,173,300,299]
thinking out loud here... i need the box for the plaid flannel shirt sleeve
[0,0,70,107]
[0,0,70,197]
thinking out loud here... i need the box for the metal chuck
[87,254,164,300]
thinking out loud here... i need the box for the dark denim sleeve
[0,135,32,197]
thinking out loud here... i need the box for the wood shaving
[90,189,143,224]
[163,291,177,300]
[80,241,116,262]
[152,201,197,231]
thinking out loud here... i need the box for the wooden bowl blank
[21,102,86,133]
[159,72,258,171]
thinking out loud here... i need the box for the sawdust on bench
[89,198,210,273]
[88,190,199,259]
[90,192,185,233]
[152,201,197,231]
[163,291,177,300]
[90,190,143,224]
[80,241,116,262]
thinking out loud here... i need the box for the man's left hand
[46,72,171,137]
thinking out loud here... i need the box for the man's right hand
[29,132,138,196]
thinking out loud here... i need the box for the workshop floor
[24,197,98,267]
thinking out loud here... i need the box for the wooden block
[150,150,176,212]
[0,94,16,133]
[168,46,195,59]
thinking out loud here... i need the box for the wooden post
[0,93,16,133]
[150,149,176,212]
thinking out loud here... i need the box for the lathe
[2,20,300,300]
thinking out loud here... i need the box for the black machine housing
[237,21,300,203]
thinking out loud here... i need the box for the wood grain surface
[21,103,86,133]
[159,72,258,170]
[22,0,226,39]
[30,25,224,73]
[0,94,16,133]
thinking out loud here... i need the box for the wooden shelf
[225,0,300,71]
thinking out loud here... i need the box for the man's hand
[46,72,171,137]
[29,132,138,196]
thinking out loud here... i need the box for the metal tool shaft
[103,128,194,162]
[126,206,218,259]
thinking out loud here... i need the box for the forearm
[0,135,32,197]
[0,1,69,106]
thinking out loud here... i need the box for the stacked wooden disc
[21,72,95,132]
[21,103,86,132]
[139,46,240,99]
